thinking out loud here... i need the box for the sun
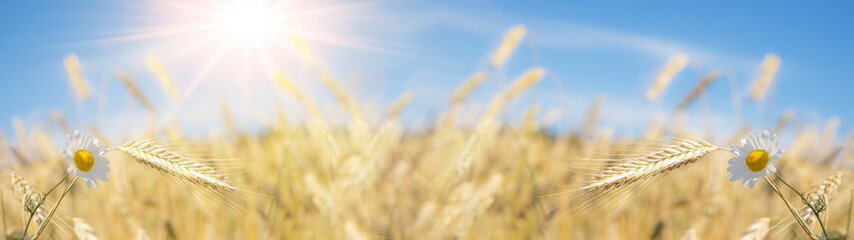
[81,0,390,123]
[217,2,279,39]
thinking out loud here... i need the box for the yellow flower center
[73,150,95,172]
[745,149,770,172]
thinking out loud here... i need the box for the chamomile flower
[61,130,110,188]
[727,130,784,188]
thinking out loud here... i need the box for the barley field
[1,1,852,240]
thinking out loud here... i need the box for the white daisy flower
[60,130,110,188]
[727,130,785,188]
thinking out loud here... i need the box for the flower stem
[30,177,78,240]
[43,173,70,197]
[1,191,6,237]
[817,206,830,239]
[847,189,853,240]
[775,172,803,195]
[774,173,830,237]
[764,176,819,240]
[21,173,69,239]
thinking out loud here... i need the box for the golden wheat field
[1,1,853,240]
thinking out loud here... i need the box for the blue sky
[0,0,852,145]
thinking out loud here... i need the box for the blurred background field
[0,1,853,239]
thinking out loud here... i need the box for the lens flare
[218,2,277,39]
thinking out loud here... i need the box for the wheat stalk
[750,53,781,101]
[134,228,151,240]
[504,68,544,99]
[490,24,526,69]
[9,172,45,226]
[432,174,503,238]
[63,53,90,100]
[740,218,770,240]
[219,98,236,133]
[116,71,155,112]
[457,67,544,174]
[815,171,843,197]
[442,70,489,130]
[411,201,437,235]
[317,71,365,122]
[290,33,316,67]
[270,70,325,121]
[774,108,795,133]
[117,140,236,191]
[456,119,493,174]
[820,117,841,157]
[680,228,699,240]
[539,107,562,129]
[50,109,71,134]
[269,71,340,162]
[0,131,9,163]
[646,54,689,101]
[582,139,721,192]
[316,70,371,153]
[452,71,489,104]
[676,70,720,111]
[387,91,415,120]
[303,174,336,217]
[801,171,843,226]
[12,118,29,157]
[344,221,369,240]
[143,55,180,100]
[583,94,604,134]
[846,130,854,161]
[73,217,99,240]
[481,67,545,121]
[521,104,540,132]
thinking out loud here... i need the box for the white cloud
[382,7,758,72]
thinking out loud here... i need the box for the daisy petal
[62,130,111,189]
[727,130,784,189]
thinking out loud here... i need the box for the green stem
[816,207,830,239]
[1,191,6,238]
[847,189,853,240]
[21,173,69,239]
[44,173,70,197]
[31,177,78,240]
[775,172,802,195]
[775,173,830,237]
[764,176,819,240]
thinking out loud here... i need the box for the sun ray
[158,0,227,18]
[56,0,405,134]
[292,30,415,57]
[283,1,376,20]
[250,36,277,72]
[162,35,238,124]
[161,31,229,65]
[70,23,223,46]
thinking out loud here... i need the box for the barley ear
[490,24,526,69]
[73,217,99,240]
[290,33,316,67]
[646,54,689,101]
[9,172,45,226]
[117,140,237,191]
[63,53,90,100]
[740,218,770,240]
[582,139,721,192]
[117,71,155,112]
[750,53,781,101]
[802,171,843,226]
[387,92,415,120]
[143,55,180,100]
[676,70,720,111]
